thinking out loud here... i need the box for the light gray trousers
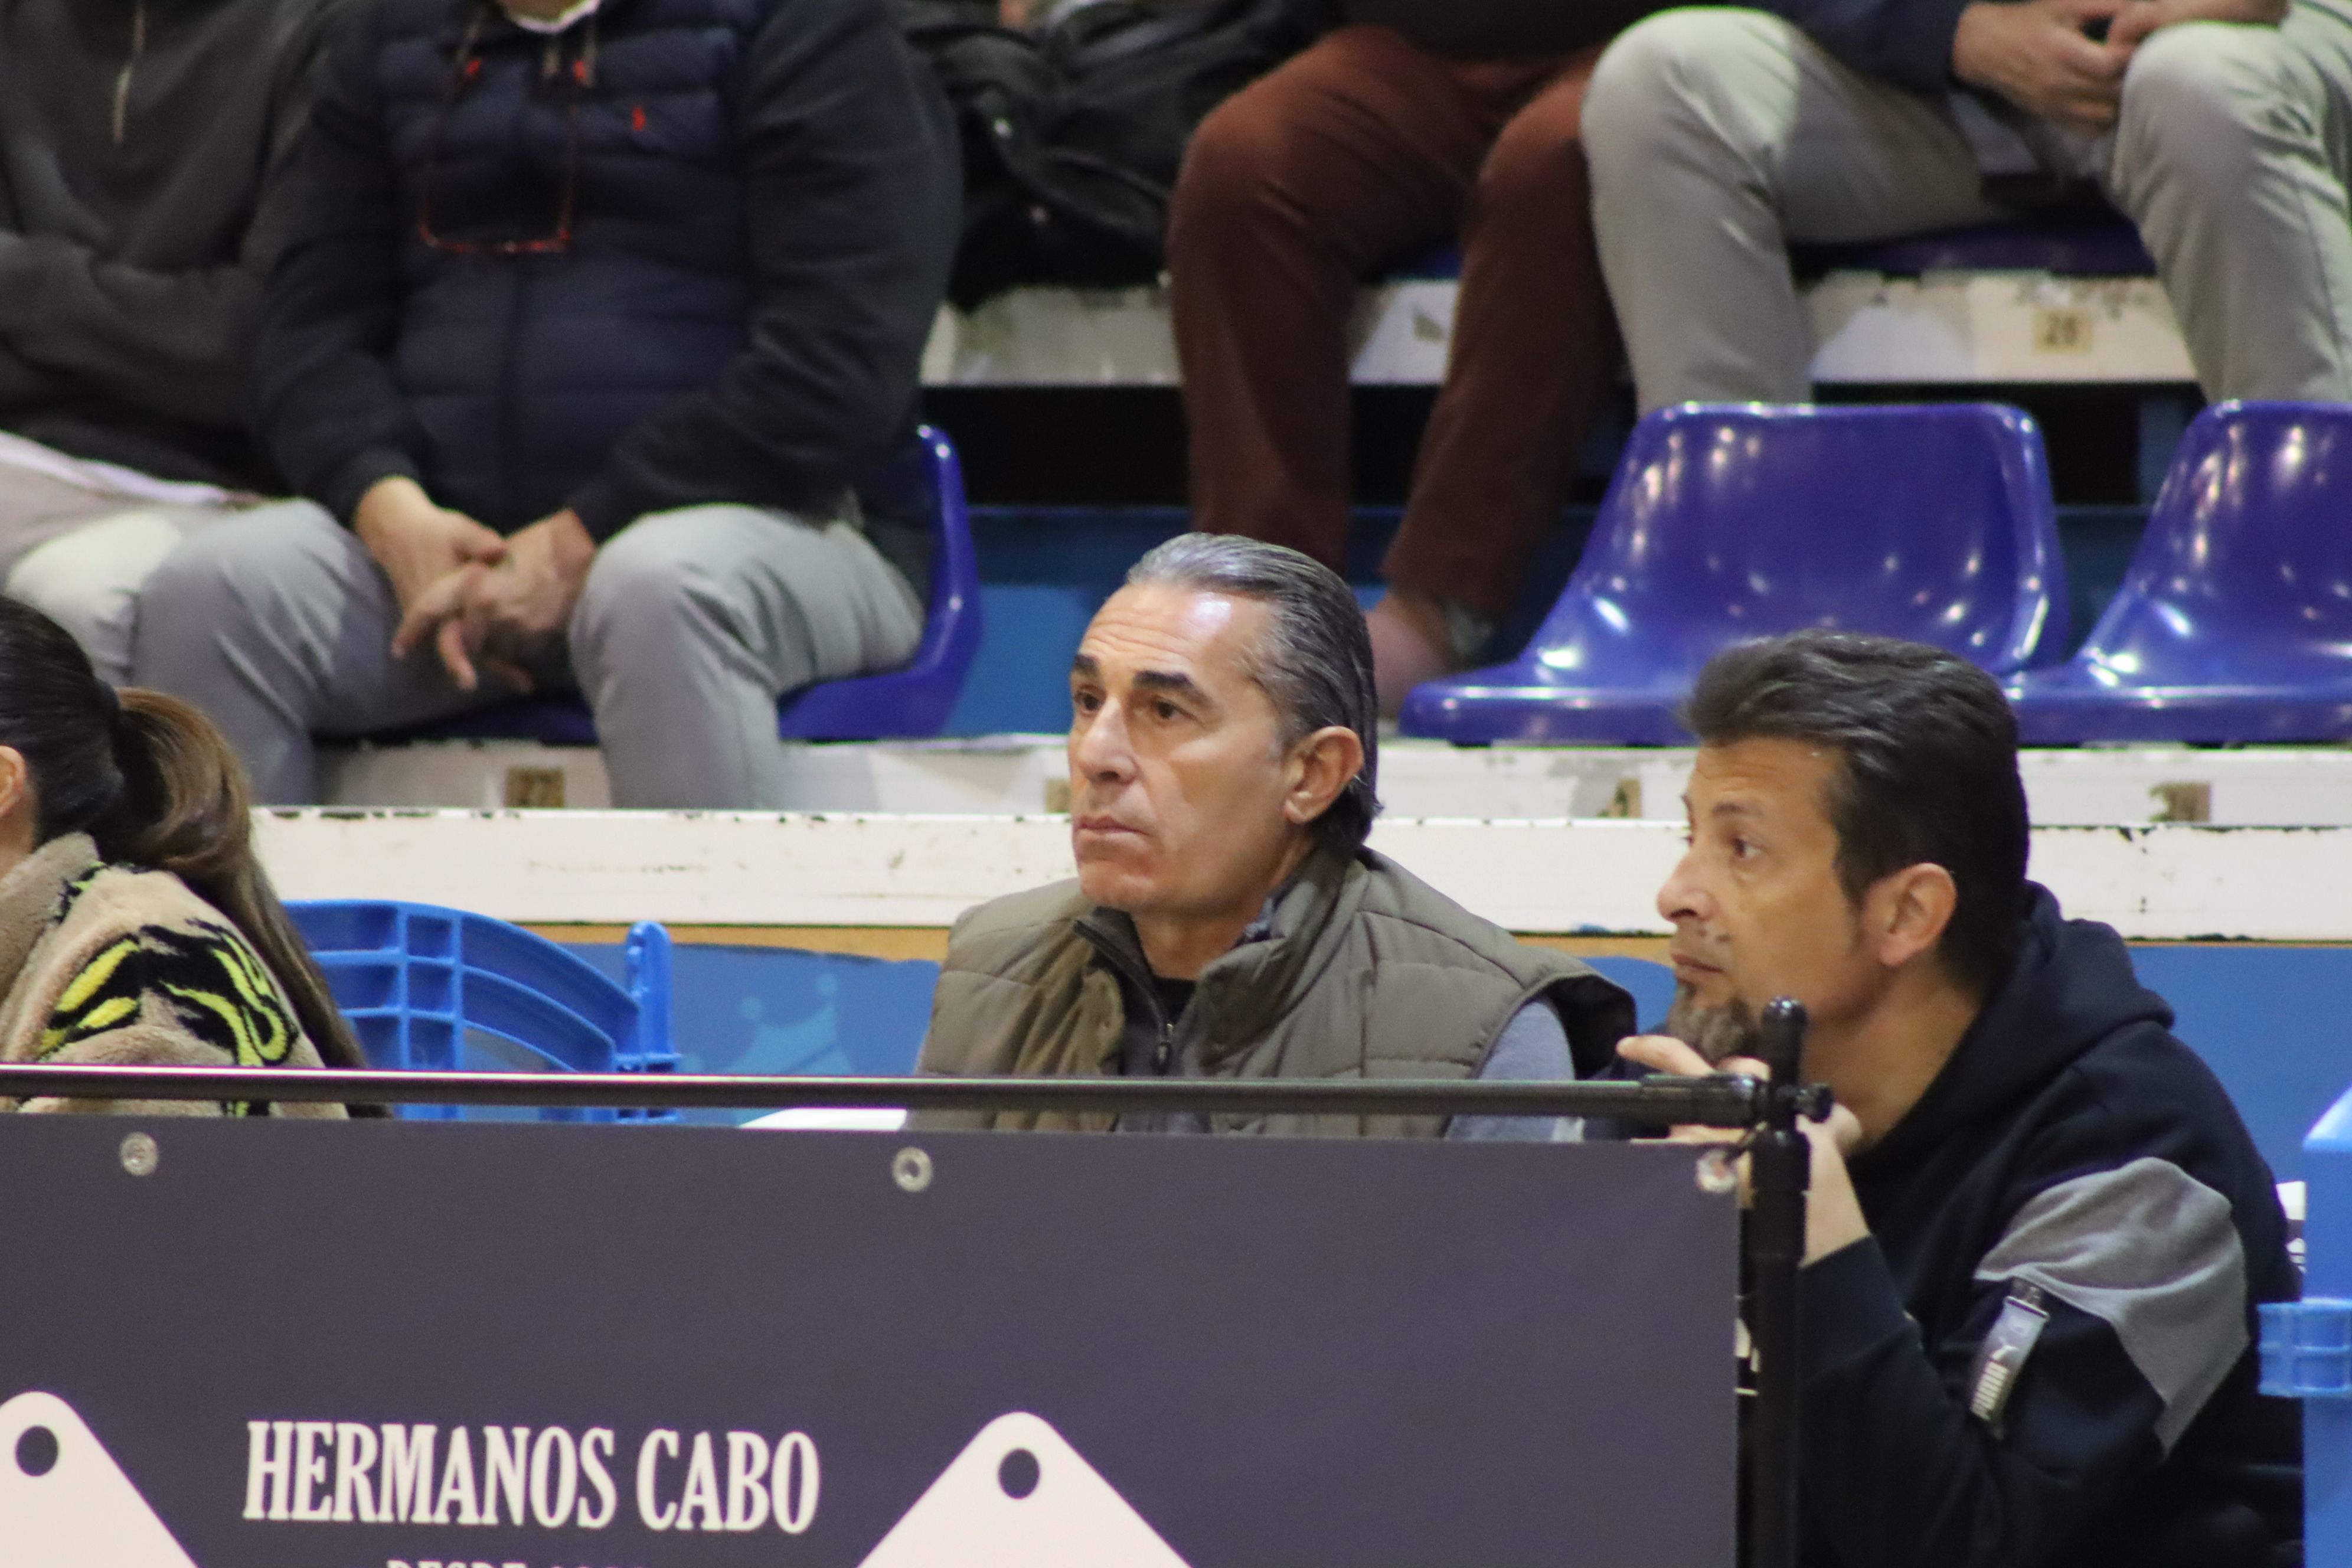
[130,500,924,809]
[1585,2,2352,406]
[0,445,246,685]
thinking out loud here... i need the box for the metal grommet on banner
[119,1132,158,1178]
[1696,1146,1739,1195]
[892,1146,933,1194]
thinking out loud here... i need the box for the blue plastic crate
[2266,1082,2352,1559]
[2260,1300,2352,1398]
[289,900,677,1123]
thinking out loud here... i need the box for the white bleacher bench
[921,218,2197,388]
[920,273,2193,388]
[321,736,2352,827]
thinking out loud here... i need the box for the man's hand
[355,475,509,616]
[357,476,511,686]
[1618,1034,1871,1266]
[2109,0,2286,49]
[397,509,597,694]
[1954,0,2132,130]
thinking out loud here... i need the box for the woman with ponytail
[0,597,369,1115]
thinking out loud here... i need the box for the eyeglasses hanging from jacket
[416,1,603,256]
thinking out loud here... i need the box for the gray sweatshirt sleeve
[1446,999,1582,1143]
[0,235,264,423]
[0,9,329,427]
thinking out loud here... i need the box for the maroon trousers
[1167,25,1620,619]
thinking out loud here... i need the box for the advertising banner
[0,1118,1736,1567]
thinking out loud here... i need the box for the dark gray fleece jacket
[0,0,344,486]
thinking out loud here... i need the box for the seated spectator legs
[1381,44,1618,708]
[0,456,221,685]
[1585,10,2009,407]
[2109,5,2352,400]
[1591,3,2352,408]
[1168,26,1616,713]
[133,502,473,805]
[1171,28,1488,573]
[132,500,919,808]
[569,502,921,808]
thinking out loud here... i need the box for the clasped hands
[1954,0,2286,133]
[355,476,596,692]
[1618,1033,1873,1268]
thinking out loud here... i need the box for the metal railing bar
[0,1063,1767,1126]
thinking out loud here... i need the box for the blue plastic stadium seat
[1399,403,2069,744]
[383,424,981,749]
[2008,402,2352,743]
[1791,211,2155,279]
[288,900,677,1123]
[1387,241,1462,279]
[780,426,981,739]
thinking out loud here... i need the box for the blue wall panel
[567,940,2347,1172]
[565,943,939,1126]
[2135,946,2352,1182]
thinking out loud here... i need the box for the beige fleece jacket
[0,833,341,1117]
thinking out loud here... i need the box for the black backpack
[903,0,1328,306]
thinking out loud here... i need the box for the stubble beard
[1663,985,1764,1066]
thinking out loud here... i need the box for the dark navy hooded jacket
[1796,885,2301,1567]
[254,0,959,541]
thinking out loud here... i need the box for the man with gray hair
[915,533,1633,1136]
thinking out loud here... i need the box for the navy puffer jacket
[256,0,959,541]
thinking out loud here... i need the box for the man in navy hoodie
[1622,630,2301,1567]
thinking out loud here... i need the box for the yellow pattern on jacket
[0,833,340,1116]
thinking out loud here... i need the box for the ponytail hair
[0,597,373,1097]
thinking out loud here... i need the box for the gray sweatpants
[130,499,924,809]
[1585,2,2352,407]
[0,447,247,684]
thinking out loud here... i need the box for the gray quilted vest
[915,845,1634,1137]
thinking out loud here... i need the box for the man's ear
[1866,863,1958,972]
[0,747,31,824]
[1282,726,1366,828]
